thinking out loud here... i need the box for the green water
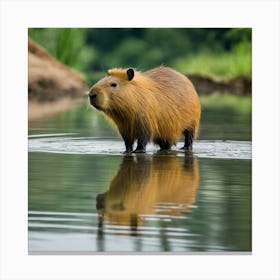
[28,95,252,253]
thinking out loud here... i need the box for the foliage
[174,48,251,80]
[200,94,252,114]
[28,28,96,72]
[28,28,251,82]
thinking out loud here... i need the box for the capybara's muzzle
[88,92,99,108]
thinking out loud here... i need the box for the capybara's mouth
[89,99,103,111]
[91,104,102,111]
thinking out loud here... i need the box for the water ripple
[28,211,194,236]
[28,134,251,160]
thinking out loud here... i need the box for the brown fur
[89,66,201,152]
[96,154,199,226]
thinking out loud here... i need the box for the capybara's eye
[110,83,117,88]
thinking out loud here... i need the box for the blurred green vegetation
[28,28,251,84]
[200,94,251,114]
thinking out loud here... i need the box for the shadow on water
[96,152,199,252]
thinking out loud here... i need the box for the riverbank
[28,39,86,121]
[189,74,251,96]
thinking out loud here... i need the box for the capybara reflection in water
[89,67,201,153]
[96,153,199,226]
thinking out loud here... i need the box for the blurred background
[29,28,251,84]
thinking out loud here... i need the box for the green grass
[200,94,252,114]
[174,48,251,80]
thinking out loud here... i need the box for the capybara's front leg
[134,143,147,153]
[122,134,133,154]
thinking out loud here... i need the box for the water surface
[28,96,252,253]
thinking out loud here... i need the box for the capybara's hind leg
[181,129,193,150]
[156,139,171,150]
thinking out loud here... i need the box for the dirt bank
[28,38,87,102]
[28,38,88,120]
[188,74,251,96]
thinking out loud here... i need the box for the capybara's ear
[127,68,134,81]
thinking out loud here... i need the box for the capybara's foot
[180,145,192,151]
[123,149,133,154]
[133,148,146,154]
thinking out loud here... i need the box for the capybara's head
[88,68,135,111]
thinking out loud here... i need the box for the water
[28,96,252,253]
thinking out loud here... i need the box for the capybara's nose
[88,92,97,100]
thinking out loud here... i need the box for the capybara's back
[89,66,201,153]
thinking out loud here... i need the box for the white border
[0,0,279,279]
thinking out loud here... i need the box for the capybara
[88,66,201,153]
